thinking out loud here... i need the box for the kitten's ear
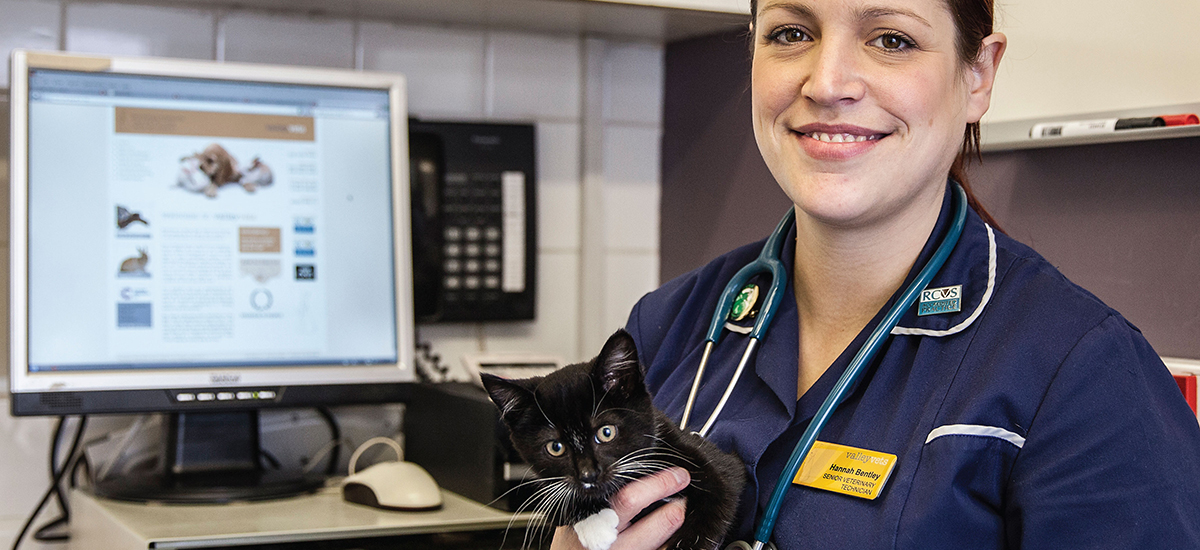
[481,374,533,423]
[593,329,646,398]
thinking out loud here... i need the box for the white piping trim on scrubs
[892,224,997,338]
[925,423,1026,448]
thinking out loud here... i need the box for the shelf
[980,102,1200,152]
[154,0,751,42]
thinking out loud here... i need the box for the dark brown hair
[749,0,1002,229]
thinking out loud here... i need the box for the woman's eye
[872,33,914,51]
[545,441,565,457]
[769,27,809,44]
[596,425,617,443]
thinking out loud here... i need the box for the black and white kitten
[481,329,746,550]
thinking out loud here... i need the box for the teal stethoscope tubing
[680,206,795,436]
[719,184,968,550]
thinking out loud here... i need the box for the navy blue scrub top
[626,184,1200,549]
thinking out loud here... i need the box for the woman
[553,0,1200,548]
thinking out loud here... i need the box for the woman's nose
[801,40,866,106]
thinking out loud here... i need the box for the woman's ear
[965,32,1007,124]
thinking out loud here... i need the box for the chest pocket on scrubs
[897,428,1022,549]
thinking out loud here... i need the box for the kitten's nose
[579,466,599,485]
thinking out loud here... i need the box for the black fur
[482,329,746,550]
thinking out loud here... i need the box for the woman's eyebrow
[757,3,933,29]
[757,2,817,21]
[855,6,934,29]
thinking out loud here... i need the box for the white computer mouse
[341,461,444,511]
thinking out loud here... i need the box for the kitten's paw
[573,508,619,550]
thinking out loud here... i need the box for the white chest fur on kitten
[573,508,619,550]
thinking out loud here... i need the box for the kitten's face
[483,330,658,511]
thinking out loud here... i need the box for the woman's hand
[549,467,690,550]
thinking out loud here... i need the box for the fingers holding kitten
[617,499,685,550]
[610,467,690,530]
[549,469,691,550]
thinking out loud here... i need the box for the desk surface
[73,486,538,549]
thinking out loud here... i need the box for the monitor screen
[8,51,415,417]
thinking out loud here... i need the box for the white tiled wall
[598,41,663,342]
[601,125,661,333]
[533,121,583,251]
[221,12,355,68]
[602,41,664,124]
[0,0,59,87]
[488,31,582,120]
[65,3,214,60]
[359,22,487,117]
[0,1,663,545]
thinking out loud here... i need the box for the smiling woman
[750,0,1002,234]
[550,1,1200,550]
[747,0,1008,412]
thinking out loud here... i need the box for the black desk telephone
[409,121,537,322]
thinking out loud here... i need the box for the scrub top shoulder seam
[1013,311,1116,461]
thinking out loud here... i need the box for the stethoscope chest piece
[729,283,759,322]
[726,540,777,550]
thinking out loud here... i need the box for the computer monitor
[7,50,415,501]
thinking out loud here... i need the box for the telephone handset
[409,120,537,322]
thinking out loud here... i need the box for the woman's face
[752,0,1000,229]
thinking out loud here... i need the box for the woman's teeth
[808,132,879,143]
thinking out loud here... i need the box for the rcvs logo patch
[918,285,962,316]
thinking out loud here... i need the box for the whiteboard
[985,0,1200,124]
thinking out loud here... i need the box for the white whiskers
[610,446,696,485]
[499,475,579,549]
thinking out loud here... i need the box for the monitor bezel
[8,50,416,416]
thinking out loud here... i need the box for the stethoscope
[680,183,968,550]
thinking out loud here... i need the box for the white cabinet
[980,0,1200,150]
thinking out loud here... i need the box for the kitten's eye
[596,425,617,443]
[545,441,565,457]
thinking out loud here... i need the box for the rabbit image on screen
[119,248,149,275]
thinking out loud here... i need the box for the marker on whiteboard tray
[1030,117,1165,138]
[1161,114,1200,126]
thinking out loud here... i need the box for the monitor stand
[92,411,325,504]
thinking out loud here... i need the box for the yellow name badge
[792,441,897,500]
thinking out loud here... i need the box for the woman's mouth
[803,131,885,143]
[793,125,889,160]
